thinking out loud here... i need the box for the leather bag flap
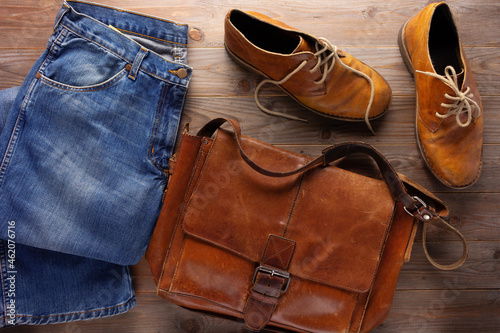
[182,129,396,293]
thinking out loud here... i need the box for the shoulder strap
[197,118,468,270]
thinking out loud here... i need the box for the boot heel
[398,20,415,77]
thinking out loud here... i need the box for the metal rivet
[125,63,132,71]
[176,68,188,79]
[423,214,431,221]
[35,72,42,79]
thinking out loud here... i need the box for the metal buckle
[252,265,291,292]
[404,196,428,216]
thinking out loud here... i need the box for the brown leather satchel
[146,118,468,333]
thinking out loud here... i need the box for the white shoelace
[416,66,481,127]
[254,37,375,133]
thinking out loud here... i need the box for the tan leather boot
[399,2,483,188]
[224,9,392,133]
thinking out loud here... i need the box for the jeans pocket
[40,28,128,90]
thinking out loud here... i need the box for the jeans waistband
[54,0,192,87]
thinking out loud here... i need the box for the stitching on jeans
[166,86,189,177]
[148,83,169,175]
[38,69,127,92]
[0,298,135,321]
[39,28,67,74]
[142,68,189,86]
[112,27,187,46]
[60,23,180,66]
[0,77,39,188]
[129,48,148,80]
[67,0,188,27]
[60,23,127,62]
[60,23,189,85]
[128,50,142,80]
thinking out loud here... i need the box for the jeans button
[176,68,187,79]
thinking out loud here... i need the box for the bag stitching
[262,236,295,269]
[283,171,306,237]
[157,142,208,289]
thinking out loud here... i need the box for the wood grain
[2,47,499,96]
[1,0,499,48]
[1,0,499,332]
[4,290,499,332]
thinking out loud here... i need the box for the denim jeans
[0,0,191,326]
[0,0,191,265]
[0,86,136,327]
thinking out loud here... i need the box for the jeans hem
[0,296,136,327]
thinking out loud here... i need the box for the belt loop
[128,48,149,81]
[53,2,71,31]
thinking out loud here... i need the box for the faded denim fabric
[0,86,135,327]
[0,0,191,326]
[0,0,191,265]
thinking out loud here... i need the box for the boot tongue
[291,36,316,53]
[291,36,346,58]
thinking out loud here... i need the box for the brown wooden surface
[1,0,499,332]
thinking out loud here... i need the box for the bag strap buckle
[404,196,434,222]
[252,265,291,292]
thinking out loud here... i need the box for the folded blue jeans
[0,0,191,326]
[0,0,191,265]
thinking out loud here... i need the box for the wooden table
[1,0,499,332]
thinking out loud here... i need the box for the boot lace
[416,66,481,127]
[254,37,375,133]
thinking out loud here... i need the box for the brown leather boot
[399,2,483,188]
[224,9,392,133]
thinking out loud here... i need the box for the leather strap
[199,118,421,211]
[244,235,295,331]
[197,118,468,270]
[422,217,469,270]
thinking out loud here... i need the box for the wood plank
[0,50,38,88]
[185,47,500,97]
[1,46,498,96]
[421,193,500,242]
[4,290,498,332]
[372,290,500,332]
[181,95,500,146]
[1,0,499,48]
[397,241,500,290]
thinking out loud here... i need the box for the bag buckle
[404,196,433,221]
[252,265,291,292]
